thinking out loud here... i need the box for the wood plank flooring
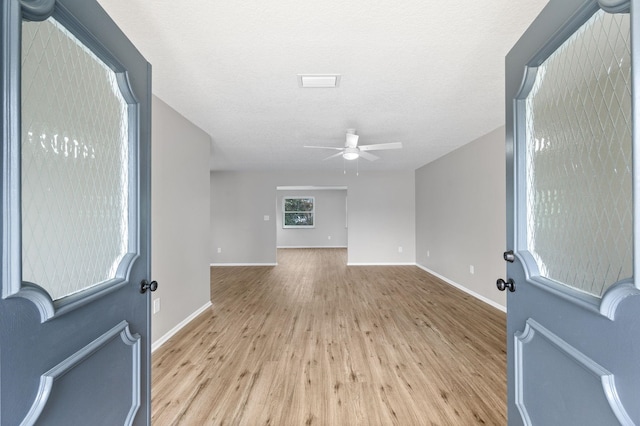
[151,248,507,425]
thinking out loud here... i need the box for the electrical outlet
[328,236,332,240]
[398,246,403,253]
[427,250,430,257]
[217,247,222,253]
[469,265,475,274]
[153,298,161,314]
[264,215,270,221]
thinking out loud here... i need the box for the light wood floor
[151,249,506,425]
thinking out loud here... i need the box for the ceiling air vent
[297,74,341,88]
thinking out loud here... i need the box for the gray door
[1,0,152,424]
[503,0,640,424]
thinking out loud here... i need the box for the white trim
[347,262,416,266]
[151,301,212,353]
[277,245,348,249]
[277,185,347,191]
[416,263,507,313]
[210,263,277,267]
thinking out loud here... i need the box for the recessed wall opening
[276,186,348,260]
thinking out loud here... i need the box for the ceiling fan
[304,129,402,161]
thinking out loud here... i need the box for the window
[283,197,314,228]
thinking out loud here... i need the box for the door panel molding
[600,280,640,320]
[19,0,55,21]
[510,19,640,319]
[510,2,636,308]
[1,0,24,312]
[3,2,142,322]
[21,321,141,425]
[515,319,632,425]
[513,251,639,320]
[512,66,537,257]
[509,16,640,320]
[598,0,631,13]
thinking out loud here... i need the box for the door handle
[496,278,515,292]
[140,279,158,294]
[503,250,515,263]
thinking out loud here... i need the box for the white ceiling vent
[297,74,341,88]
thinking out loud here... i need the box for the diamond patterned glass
[21,18,129,301]
[525,10,632,297]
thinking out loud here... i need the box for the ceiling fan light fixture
[342,148,359,160]
[305,129,401,163]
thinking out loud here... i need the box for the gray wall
[415,126,507,309]
[151,96,211,345]
[276,189,347,248]
[210,171,277,264]
[211,170,415,265]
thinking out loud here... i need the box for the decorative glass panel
[21,18,129,300]
[525,10,632,297]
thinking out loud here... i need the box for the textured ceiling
[96,0,548,172]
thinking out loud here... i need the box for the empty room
[3,0,639,425]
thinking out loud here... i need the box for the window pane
[284,213,314,226]
[284,198,314,212]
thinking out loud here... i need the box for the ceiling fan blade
[358,151,380,161]
[323,151,345,161]
[304,145,343,150]
[358,142,403,151]
[345,133,359,148]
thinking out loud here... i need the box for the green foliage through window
[283,197,315,228]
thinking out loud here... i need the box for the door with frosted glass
[503,0,640,424]
[0,0,152,424]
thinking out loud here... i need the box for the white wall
[151,96,211,346]
[211,170,415,265]
[276,189,347,248]
[415,126,507,309]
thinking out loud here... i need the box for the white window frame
[282,196,315,228]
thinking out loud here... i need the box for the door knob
[140,279,158,294]
[496,278,515,292]
[503,250,515,263]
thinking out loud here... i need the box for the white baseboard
[152,301,213,353]
[210,263,277,266]
[277,246,348,249]
[347,262,416,266]
[415,264,506,313]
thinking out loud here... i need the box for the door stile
[631,0,640,288]
[1,0,23,301]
